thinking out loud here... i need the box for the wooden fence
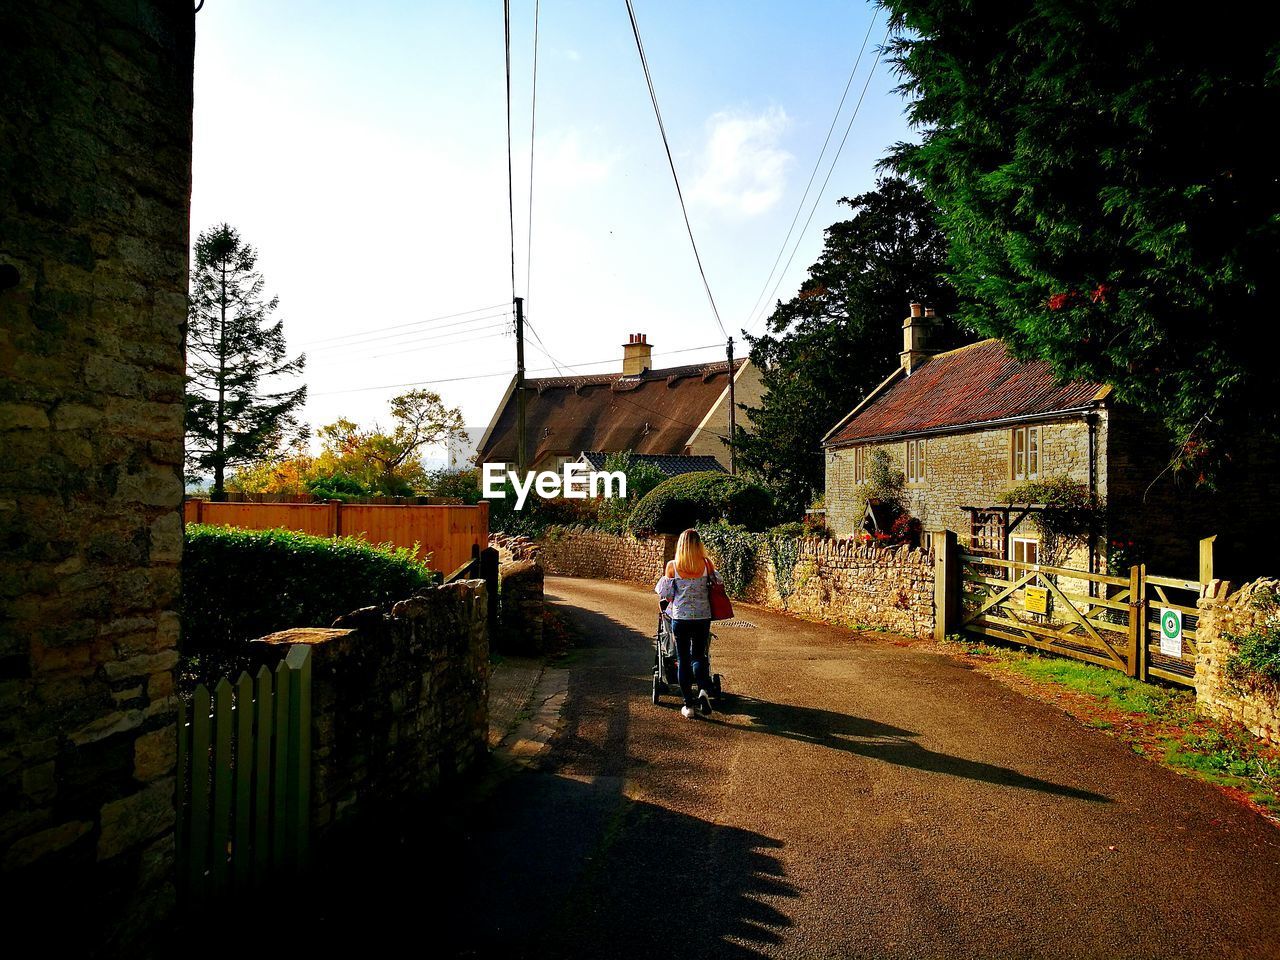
[941,533,1212,686]
[176,645,311,902]
[184,498,489,574]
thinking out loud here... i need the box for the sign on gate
[1023,586,1049,614]
[1159,607,1183,656]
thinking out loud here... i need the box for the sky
[190,0,916,462]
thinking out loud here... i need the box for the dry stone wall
[249,580,490,843]
[0,4,194,945]
[1196,579,1280,743]
[724,539,935,639]
[538,526,674,584]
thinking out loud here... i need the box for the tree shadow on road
[718,694,1110,803]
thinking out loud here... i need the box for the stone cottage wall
[825,415,1102,543]
[0,3,194,945]
[538,526,674,584]
[249,581,490,844]
[1195,579,1280,743]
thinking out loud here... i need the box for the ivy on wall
[697,522,760,598]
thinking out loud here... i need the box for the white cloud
[691,107,792,218]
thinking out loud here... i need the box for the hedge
[627,471,774,536]
[182,524,437,653]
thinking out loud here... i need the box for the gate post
[1127,563,1148,680]
[1199,535,1216,586]
[934,530,959,642]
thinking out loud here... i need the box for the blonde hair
[673,528,708,579]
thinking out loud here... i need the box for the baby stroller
[652,599,724,705]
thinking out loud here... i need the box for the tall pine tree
[186,224,307,494]
[880,0,1280,479]
[736,177,968,517]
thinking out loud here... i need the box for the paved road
[308,576,1280,959]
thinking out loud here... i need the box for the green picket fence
[176,644,312,901]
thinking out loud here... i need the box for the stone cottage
[822,306,1280,580]
[476,333,764,472]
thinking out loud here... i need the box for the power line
[503,0,517,302]
[366,324,512,359]
[525,0,541,304]
[306,310,512,355]
[623,0,727,341]
[748,23,891,335]
[308,342,727,397]
[297,303,510,347]
[743,11,878,331]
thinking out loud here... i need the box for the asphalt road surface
[304,576,1280,960]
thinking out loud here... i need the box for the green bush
[306,471,369,502]
[182,524,437,654]
[628,471,775,537]
[697,522,760,597]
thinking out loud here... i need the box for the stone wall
[538,525,674,584]
[249,580,490,843]
[498,560,546,654]
[719,539,936,639]
[1195,579,1280,743]
[0,3,194,945]
[491,532,542,564]
[825,414,1101,542]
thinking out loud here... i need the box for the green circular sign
[1161,609,1180,639]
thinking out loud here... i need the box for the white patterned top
[655,560,721,621]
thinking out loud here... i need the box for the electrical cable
[623,0,727,341]
[504,0,518,302]
[305,311,513,355]
[526,0,541,305]
[747,23,891,335]
[742,11,878,332]
[297,303,511,347]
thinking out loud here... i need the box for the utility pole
[726,336,737,475]
[515,296,528,473]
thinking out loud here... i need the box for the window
[853,446,866,484]
[1011,536,1039,567]
[1011,426,1040,481]
[906,438,926,483]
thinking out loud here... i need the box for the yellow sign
[1024,586,1049,614]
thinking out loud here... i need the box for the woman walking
[655,528,721,719]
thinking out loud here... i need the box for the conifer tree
[185,224,307,494]
[880,0,1280,478]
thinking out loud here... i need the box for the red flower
[1047,293,1072,311]
[1091,283,1112,304]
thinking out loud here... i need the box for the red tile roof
[478,359,743,465]
[825,339,1106,447]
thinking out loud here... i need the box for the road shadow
[715,693,1110,803]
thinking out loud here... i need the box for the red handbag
[706,560,734,621]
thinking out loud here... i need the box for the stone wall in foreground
[250,580,490,843]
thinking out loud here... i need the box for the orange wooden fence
[184,499,489,574]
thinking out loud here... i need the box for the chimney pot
[910,303,924,317]
[622,331,654,375]
[901,305,938,375]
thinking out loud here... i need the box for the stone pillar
[0,2,194,946]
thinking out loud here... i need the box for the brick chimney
[900,304,937,374]
[622,332,653,375]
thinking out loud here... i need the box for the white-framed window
[906,438,926,483]
[1011,536,1039,566]
[1011,426,1041,481]
[853,446,866,484]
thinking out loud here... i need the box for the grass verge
[940,636,1280,819]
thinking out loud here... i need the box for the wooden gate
[952,539,1210,686]
[176,645,311,901]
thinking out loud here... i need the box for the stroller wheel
[652,674,662,705]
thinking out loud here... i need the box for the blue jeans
[672,618,712,707]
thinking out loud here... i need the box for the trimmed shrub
[182,524,437,653]
[628,471,774,536]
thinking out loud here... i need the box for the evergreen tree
[879,0,1280,478]
[736,177,968,517]
[186,224,307,494]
